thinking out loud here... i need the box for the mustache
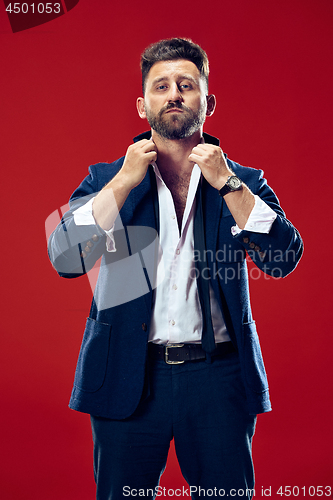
[159,102,191,116]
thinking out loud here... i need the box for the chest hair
[163,171,191,231]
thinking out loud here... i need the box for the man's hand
[189,143,255,229]
[118,139,157,191]
[188,144,233,190]
[92,139,157,231]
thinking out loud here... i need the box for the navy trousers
[90,348,256,500]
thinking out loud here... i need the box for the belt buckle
[165,344,185,364]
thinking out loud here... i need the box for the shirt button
[176,249,180,255]
[171,214,176,219]
[172,284,178,290]
[170,320,175,326]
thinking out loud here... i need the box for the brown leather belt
[148,341,236,365]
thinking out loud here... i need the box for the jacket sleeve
[47,164,108,278]
[233,166,303,277]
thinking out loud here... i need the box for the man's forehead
[147,59,202,83]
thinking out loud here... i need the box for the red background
[0,0,332,498]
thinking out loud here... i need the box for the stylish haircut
[140,38,209,94]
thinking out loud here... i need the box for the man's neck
[151,129,202,179]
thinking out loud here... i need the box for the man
[48,38,303,499]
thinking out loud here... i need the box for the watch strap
[219,183,232,197]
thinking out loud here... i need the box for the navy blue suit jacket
[48,132,303,418]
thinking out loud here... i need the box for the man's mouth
[161,102,185,114]
[165,108,183,113]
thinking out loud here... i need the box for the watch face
[228,176,242,189]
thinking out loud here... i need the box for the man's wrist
[218,175,243,197]
[105,171,131,193]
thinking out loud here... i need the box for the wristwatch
[219,175,243,197]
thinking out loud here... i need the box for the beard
[144,101,206,140]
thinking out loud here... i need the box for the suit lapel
[130,168,157,316]
[201,132,223,259]
[202,178,223,259]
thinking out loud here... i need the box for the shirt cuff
[231,195,277,236]
[73,196,116,252]
[104,226,116,252]
[73,197,96,225]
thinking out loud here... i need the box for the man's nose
[168,83,183,102]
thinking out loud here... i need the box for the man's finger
[142,140,157,153]
[188,153,202,164]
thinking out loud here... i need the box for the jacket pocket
[243,322,269,394]
[74,317,111,393]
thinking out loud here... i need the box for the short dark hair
[140,38,209,94]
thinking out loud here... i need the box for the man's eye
[157,85,167,90]
[180,84,191,89]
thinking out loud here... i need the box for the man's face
[137,60,211,140]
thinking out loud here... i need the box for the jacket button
[254,245,260,252]
[92,234,99,242]
[249,242,255,249]
[142,323,147,332]
[243,237,249,244]
[86,240,93,248]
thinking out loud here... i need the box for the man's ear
[136,97,146,119]
[206,94,216,117]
